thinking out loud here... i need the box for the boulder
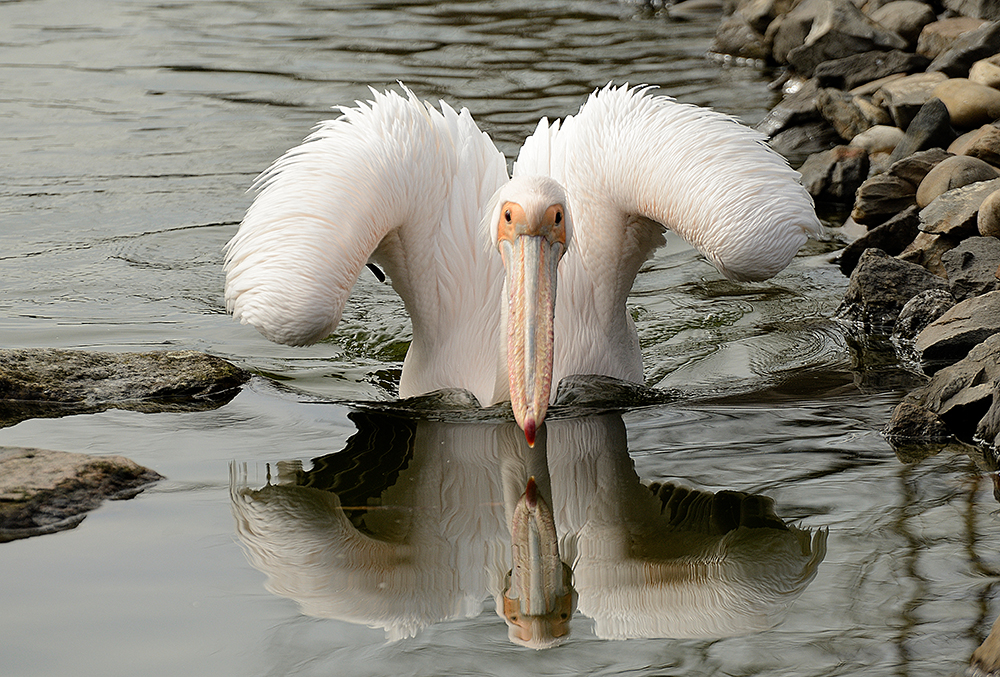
[852,173,917,225]
[798,145,870,201]
[873,71,949,129]
[712,14,770,61]
[893,288,957,343]
[931,78,1000,128]
[839,205,920,276]
[942,0,1000,21]
[915,155,1000,208]
[0,349,249,427]
[887,98,957,164]
[816,88,875,140]
[960,123,1000,165]
[755,78,822,138]
[850,124,905,154]
[887,147,954,186]
[917,17,988,60]
[768,121,842,161]
[941,235,1000,300]
[969,53,1000,88]
[869,1,937,50]
[927,20,1000,77]
[771,0,908,76]
[898,231,962,277]
[914,289,1000,373]
[836,248,950,329]
[0,447,162,542]
[813,50,930,90]
[978,187,1000,236]
[919,176,1000,237]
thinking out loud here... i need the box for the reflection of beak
[502,477,575,649]
[500,234,562,447]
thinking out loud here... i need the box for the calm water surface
[2,1,999,676]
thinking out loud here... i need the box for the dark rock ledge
[0,349,249,541]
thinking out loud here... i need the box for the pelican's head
[499,477,576,649]
[489,176,572,446]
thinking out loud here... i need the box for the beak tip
[524,419,536,447]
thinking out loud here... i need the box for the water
[1,1,998,675]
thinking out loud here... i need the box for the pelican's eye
[554,210,562,224]
[504,209,512,223]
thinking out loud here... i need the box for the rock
[852,173,917,225]
[0,349,249,427]
[836,248,950,329]
[850,72,906,97]
[915,155,1000,208]
[887,98,957,164]
[917,17,988,60]
[914,289,1000,373]
[813,49,930,90]
[799,145,870,201]
[887,147,954,186]
[969,53,1000,88]
[0,447,162,542]
[816,88,874,140]
[768,121,842,162]
[931,78,1000,128]
[885,400,953,443]
[898,231,962,277]
[942,0,1000,21]
[941,235,1000,300]
[927,20,1000,78]
[850,124,905,154]
[839,205,920,276]
[893,288,957,343]
[960,123,1000,165]
[712,14,770,61]
[971,614,1000,677]
[978,187,1000,236]
[873,71,950,129]
[771,0,908,76]
[919,176,1000,237]
[869,2,937,50]
[755,78,822,138]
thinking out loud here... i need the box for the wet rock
[927,20,1000,77]
[0,447,162,542]
[813,50,930,90]
[851,172,917,225]
[768,121,842,161]
[799,144,869,201]
[893,288,957,343]
[712,14,770,61]
[889,332,1000,448]
[969,53,1000,87]
[916,17,988,60]
[887,98,957,164]
[919,176,1000,237]
[0,349,249,427]
[874,72,951,130]
[839,205,920,276]
[756,79,822,138]
[931,77,1000,128]
[914,289,1000,373]
[915,155,1000,208]
[868,2,937,50]
[941,235,1000,300]
[771,0,907,76]
[978,187,1000,236]
[836,248,949,329]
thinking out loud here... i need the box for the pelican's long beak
[501,477,574,649]
[497,201,566,446]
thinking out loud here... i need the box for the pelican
[224,84,821,442]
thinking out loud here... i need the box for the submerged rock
[913,289,1000,373]
[0,447,162,542]
[0,349,249,427]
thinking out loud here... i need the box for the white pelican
[224,84,821,442]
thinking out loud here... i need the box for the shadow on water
[231,406,827,648]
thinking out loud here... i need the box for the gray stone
[887,147,954,186]
[873,71,950,129]
[799,144,869,201]
[914,289,1000,373]
[851,173,917,226]
[917,17,989,59]
[898,231,962,278]
[962,123,1000,166]
[919,176,1000,237]
[839,205,920,276]
[768,121,842,163]
[735,0,799,34]
[756,78,822,138]
[0,348,249,427]
[927,20,1000,78]
[813,50,930,90]
[712,14,770,61]
[942,0,1000,21]
[836,248,950,329]
[941,235,1000,301]
[0,447,162,542]
[893,288,957,343]
[888,98,957,164]
[869,2,938,50]
[772,0,908,76]
[816,88,875,140]
[915,155,1000,208]
[885,401,953,444]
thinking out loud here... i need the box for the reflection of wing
[231,410,826,643]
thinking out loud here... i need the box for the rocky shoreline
[710,0,1000,472]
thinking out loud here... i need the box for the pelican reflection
[231,410,826,647]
